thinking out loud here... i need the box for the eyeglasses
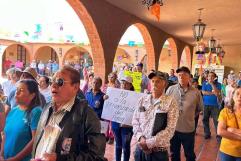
[52,78,71,87]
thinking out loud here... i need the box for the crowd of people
[0,62,240,161]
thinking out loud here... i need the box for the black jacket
[32,98,106,161]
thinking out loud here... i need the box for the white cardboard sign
[101,87,146,126]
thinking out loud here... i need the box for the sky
[0,0,144,44]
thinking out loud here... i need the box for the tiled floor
[104,116,220,161]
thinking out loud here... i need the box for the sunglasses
[52,78,71,87]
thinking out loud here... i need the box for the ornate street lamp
[208,29,217,53]
[192,8,206,42]
[142,0,163,9]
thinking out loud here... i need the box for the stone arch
[113,47,134,71]
[67,0,105,79]
[158,38,178,72]
[134,23,155,72]
[63,46,92,65]
[34,46,59,64]
[63,46,93,79]
[180,46,191,69]
[1,43,31,75]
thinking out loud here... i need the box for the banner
[101,87,146,126]
[124,71,142,93]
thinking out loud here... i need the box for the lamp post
[192,8,206,42]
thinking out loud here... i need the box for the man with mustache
[132,70,179,161]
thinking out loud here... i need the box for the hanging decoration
[142,0,163,21]
[150,3,161,21]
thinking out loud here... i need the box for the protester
[132,71,179,161]
[85,76,105,119]
[32,66,106,161]
[191,77,203,133]
[217,86,241,161]
[0,79,42,161]
[111,76,134,161]
[38,75,52,103]
[5,67,46,115]
[166,66,203,161]
[168,69,178,84]
[136,63,149,93]
[202,71,222,140]
[225,75,237,105]
[102,72,120,144]
[102,72,120,93]
[1,68,22,97]
[81,71,94,95]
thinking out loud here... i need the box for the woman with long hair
[0,79,42,161]
[217,86,241,161]
[102,72,120,144]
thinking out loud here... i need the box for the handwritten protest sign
[101,87,146,126]
[124,71,142,93]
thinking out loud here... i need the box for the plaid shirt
[132,94,178,149]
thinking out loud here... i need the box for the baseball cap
[121,76,133,84]
[23,67,38,80]
[136,62,143,68]
[176,66,191,75]
[192,78,199,83]
[148,71,168,81]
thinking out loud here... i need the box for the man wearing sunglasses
[32,66,106,161]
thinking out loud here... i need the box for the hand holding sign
[101,87,146,125]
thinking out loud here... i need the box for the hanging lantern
[216,44,222,54]
[208,29,216,53]
[208,37,216,49]
[192,8,206,42]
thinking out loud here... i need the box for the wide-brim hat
[22,67,38,80]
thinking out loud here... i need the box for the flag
[35,24,42,33]
[150,3,160,21]
[23,31,29,36]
